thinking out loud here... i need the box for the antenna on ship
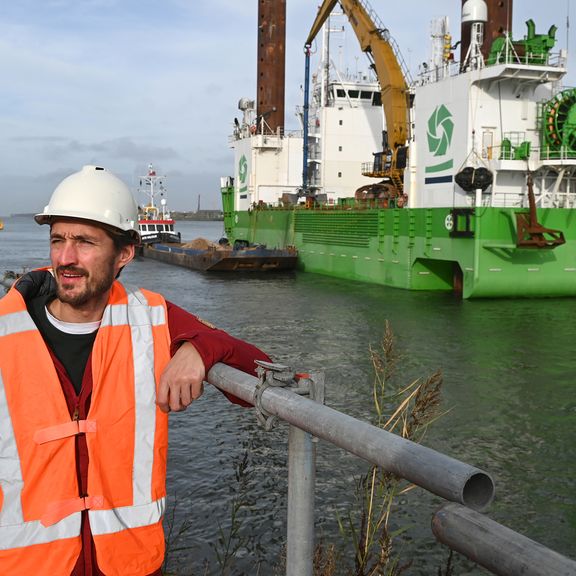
[139,163,168,220]
[461,0,488,71]
[566,0,570,62]
[431,17,452,81]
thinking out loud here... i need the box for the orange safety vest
[0,278,170,576]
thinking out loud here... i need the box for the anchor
[516,174,566,249]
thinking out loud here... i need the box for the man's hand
[157,342,206,413]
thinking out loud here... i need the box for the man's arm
[156,300,271,412]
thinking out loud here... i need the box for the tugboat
[137,164,181,244]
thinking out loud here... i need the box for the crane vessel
[221,0,576,298]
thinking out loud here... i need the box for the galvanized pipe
[286,426,315,576]
[207,364,495,511]
[432,503,576,576]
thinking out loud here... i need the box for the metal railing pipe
[432,503,576,576]
[286,426,315,576]
[207,364,495,511]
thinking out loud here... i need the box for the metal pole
[432,503,576,576]
[207,364,495,511]
[302,45,311,191]
[286,426,315,576]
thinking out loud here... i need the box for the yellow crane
[305,0,411,193]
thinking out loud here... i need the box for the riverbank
[172,210,223,221]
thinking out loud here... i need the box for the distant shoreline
[6,211,224,221]
[172,210,223,222]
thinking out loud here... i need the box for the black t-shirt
[27,295,98,395]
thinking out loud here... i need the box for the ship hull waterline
[225,203,576,299]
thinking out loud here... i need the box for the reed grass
[332,321,447,576]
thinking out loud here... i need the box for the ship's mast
[321,16,330,107]
[140,164,169,220]
[431,17,452,80]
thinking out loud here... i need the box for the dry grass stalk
[343,322,444,576]
[313,541,337,576]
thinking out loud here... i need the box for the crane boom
[306,0,411,191]
[305,0,338,46]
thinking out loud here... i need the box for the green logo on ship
[238,154,248,193]
[425,105,454,175]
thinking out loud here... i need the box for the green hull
[223,193,576,298]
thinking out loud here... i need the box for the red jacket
[42,300,269,576]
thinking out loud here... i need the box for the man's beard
[56,264,116,307]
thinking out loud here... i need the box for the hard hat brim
[35,212,141,244]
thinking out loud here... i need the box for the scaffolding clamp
[254,360,325,431]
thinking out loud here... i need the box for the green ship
[221,0,576,298]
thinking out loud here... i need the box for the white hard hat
[35,165,140,242]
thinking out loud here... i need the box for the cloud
[41,137,179,162]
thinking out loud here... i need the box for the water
[1,216,575,575]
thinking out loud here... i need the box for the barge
[141,241,298,272]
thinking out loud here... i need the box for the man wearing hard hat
[0,165,269,575]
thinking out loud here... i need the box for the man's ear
[118,244,135,269]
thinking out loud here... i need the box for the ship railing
[491,185,576,210]
[205,362,576,576]
[416,51,566,88]
[415,60,461,86]
[539,145,576,162]
[488,47,565,69]
[228,125,303,144]
[488,142,576,163]
[545,50,568,69]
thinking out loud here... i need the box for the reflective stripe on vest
[0,309,83,550]
[90,288,166,533]
[89,497,165,535]
[0,370,82,551]
[0,309,36,337]
[0,282,169,556]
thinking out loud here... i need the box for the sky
[0,0,574,215]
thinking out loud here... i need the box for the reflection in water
[1,217,575,574]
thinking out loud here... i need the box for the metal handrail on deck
[206,362,576,576]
